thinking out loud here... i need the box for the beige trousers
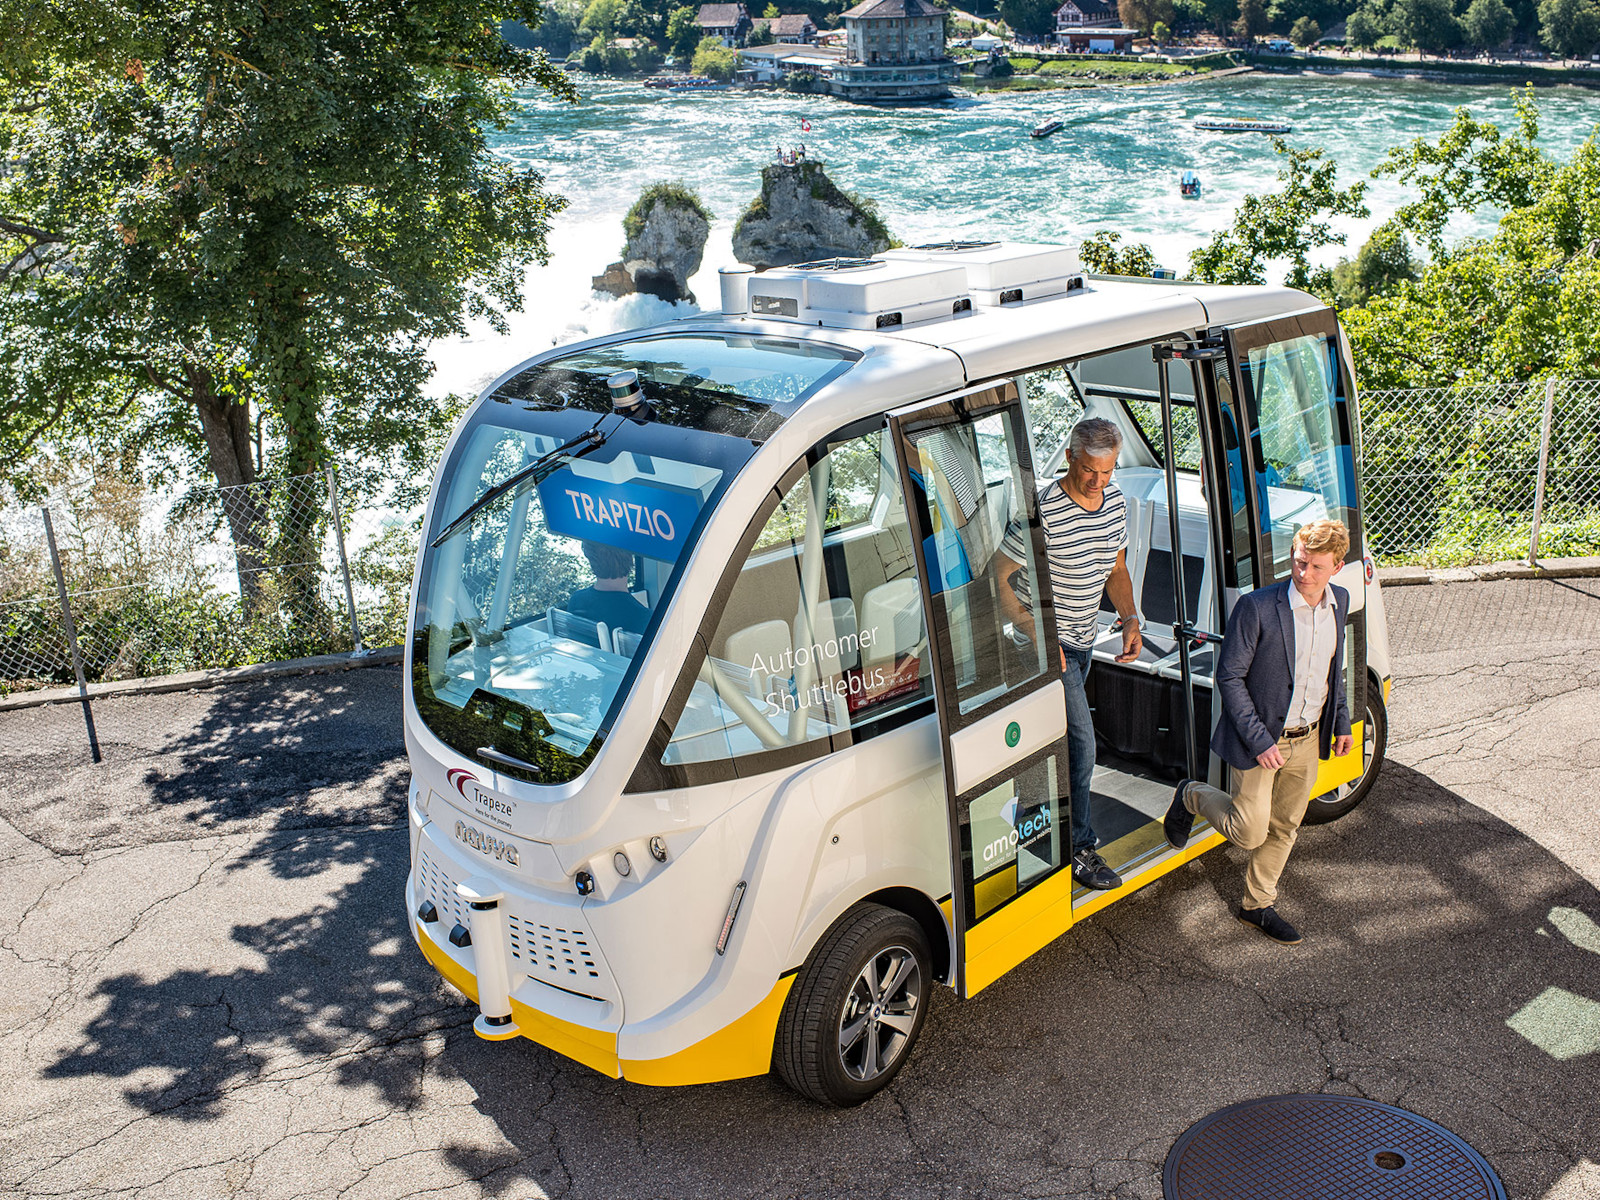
[1184,729,1322,910]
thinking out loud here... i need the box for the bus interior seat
[860,578,924,669]
[613,628,642,658]
[795,597,859,674]
[549,606,608,650]
[726,618,793,698]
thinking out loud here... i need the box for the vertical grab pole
[1527,377,1557,566]
[325,467,366,656]
[42,508,101,763]
[1154,347,1202,784]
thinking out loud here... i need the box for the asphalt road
[1,577,1597,1200]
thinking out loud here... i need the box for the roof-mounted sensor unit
[742,257,971,331]
[879,241,1085,307]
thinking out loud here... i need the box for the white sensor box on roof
[744,258,972,330]
[879,241,1084,306]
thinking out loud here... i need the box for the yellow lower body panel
[413,922,791,1086]
[620,975,796,1087]
[1309,719,1364,796]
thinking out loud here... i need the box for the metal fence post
[325,467,367,657]
[42,508,101,763]
[1528,377,1558,565]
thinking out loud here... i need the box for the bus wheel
[774,903,931,1107]
[1302,689,1388,826]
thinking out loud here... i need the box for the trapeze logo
[447,767,515,830]
[454,819,521,866]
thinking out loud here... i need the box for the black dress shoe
[1072,846,1123,890]
[1164,781,1197,850]
[1237,905,1302,945]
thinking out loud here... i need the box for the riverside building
[831,0,958,101]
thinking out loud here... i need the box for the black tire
[774,903,931,1107]
[1302,685,1388,826]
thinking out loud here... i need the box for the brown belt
[1282,722,1319,740]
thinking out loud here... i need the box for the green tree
[763,1,781,14]
[1234,0,1269,40]
[998,0,1057,38]
[1372,87,1552,256]
[633,38,665,70]
[1188,141,1370,290]
[1328,224,1421,307]
[667,5,703,58]
[1345,6,1383,46]
[1079,231,1159,277]
[1290,14,1322,42]
[1537,0,1600,56]
[1462,0,1515,45]
[1152,19,1173,39]
[749,19,776,41]
[1121,0,1177,33]
[1390,0,1460,52]
[0,0,572,600]
[692,34,740,77]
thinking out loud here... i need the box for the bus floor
[1077,759,1203,892]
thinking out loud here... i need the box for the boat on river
[668,77,731,93]
[1030,119,1064,139]
[1193,115,1292,134]
[1180,169,1201,198]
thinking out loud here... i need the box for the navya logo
[455,819,521,866]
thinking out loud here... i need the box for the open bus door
[1206,306,1371,806]
[888,382,1075,999]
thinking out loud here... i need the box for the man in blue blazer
[1163,519,1355,945]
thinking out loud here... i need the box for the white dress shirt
[1286,584,1337,728]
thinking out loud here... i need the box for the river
[430,72,1600,396]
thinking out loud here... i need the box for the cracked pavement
[1,577,1598,1200]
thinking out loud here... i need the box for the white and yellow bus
[404,242,1393,1105]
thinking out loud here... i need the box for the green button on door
[1005,721,1021,749]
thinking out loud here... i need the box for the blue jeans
[1061,645,1096,854]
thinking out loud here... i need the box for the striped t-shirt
[1002,479,1127,651]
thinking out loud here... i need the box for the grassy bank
[964,51,1234,86]
[1250,50,1600,87]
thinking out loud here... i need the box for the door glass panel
[967,753,1064,921]
[1238,333,1359,580]
[905,409,1048,716]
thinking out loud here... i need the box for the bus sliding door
[1218,307,1369,803]
[888,383,1075,999]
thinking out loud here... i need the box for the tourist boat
[1193,115,1292,134]
[1179,169,1202,198]
[669,77,731,93]
[1030,119,1064,139]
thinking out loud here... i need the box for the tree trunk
[190,365,268,607]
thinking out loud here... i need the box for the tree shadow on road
[31,762,1600,1200]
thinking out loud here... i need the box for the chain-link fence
[1359,378,1600,565]
[0,470,374,697]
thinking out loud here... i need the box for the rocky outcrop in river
[732,159,893,270]
[593,182,712,302]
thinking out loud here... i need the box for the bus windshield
[412,335,857,784]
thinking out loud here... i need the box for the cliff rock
[592,182,712,303]
[732,159,893,270]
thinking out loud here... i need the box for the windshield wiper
[430,417,614,549]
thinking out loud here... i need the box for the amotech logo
[454,819,521,866]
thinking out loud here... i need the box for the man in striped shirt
[999,418,1143,890]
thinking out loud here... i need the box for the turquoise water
[430,73,1600,394]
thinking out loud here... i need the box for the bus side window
[659,430,933,772]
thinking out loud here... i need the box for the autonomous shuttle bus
[403,242,1394,1105]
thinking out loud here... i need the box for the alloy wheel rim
[837,944,922,1082]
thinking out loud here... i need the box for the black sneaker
[1237,905,1302,945]
[1163,781,1197,850]
[1072,846,1123,890]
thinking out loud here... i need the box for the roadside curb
[0,646,402,713]
[1378,556,1600,587]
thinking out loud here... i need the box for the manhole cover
[1164,1094,1506,1200]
